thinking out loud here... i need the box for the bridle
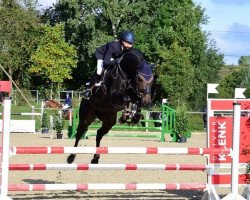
[137,73,154,97]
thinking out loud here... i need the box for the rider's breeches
[63,104,70,110]
[97,59,104,75]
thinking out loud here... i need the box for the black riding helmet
[120,31,135,44]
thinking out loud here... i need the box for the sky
[38,0,250,65]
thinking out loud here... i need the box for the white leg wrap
[97,59,104,75]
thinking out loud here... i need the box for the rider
[83,31,135,99]
[63,93,72,110]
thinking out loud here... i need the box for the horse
[44,99,63,109]
[44,99,71,120]
[67,49,154,164]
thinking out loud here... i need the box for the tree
[238,56,250,66]
[0,0,41,87]
[219,66,250,98]
[29,23,77,94]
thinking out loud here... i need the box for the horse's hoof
[67,154,75,164]
[91,158,99,164]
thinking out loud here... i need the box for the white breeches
[63,104,70,110]
[97,59,104,75]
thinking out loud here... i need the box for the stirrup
[83,89,92,100]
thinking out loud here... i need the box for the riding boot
[83,75,102,99]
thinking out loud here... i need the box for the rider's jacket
[95,41,124,68]
[65,97,72,106]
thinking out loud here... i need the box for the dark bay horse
[67,49,154,164]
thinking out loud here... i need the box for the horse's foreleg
[67,121,87,164]
[91,127,107,164]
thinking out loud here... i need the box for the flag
[207,83,219,94]
[235,88,246,99]
[0,81,11,93]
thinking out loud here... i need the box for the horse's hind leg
[91,112,117,164]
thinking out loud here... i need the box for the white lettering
[218,154,226,161]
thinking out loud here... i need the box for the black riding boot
[83,75,102,100]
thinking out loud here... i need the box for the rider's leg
[95,60,104,86]
[83,59,103,99]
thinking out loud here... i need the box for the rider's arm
[103,42,116,67]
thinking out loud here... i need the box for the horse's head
[119,49,154,108]
[119,49,144,76]
[137,61,154,108]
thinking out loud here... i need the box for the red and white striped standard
[9,163,207,171]
[8,183,207,191]
[10,147,231,155]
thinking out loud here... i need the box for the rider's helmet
[120,31,135,44]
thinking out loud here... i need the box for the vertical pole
[0,98,12,199]
[31,106,34,120]
[231,103,241,195]
[69,109,72,126]
[36,90,39,105]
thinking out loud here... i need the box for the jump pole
[8,163,208,171]
[8,183,207,191]
[9,147,231,155]
[0,98,12,200]
[221,103,245,200]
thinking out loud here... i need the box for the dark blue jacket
[95,41,124,67]
[65,97,72,106]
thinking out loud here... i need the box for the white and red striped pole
[8,183,207,191]
[10,147,231,155]
[8,163,207,171]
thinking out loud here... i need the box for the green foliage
[156,42,194,107]
[238,56,250,66]
[29,23,77,91]
[52,112,64,133]
[187,113,204,131]
[41,111,50,128]
[0,0,41,86]
[12,89,34,106]
[219,66,250,98]
[174,103,191,138]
